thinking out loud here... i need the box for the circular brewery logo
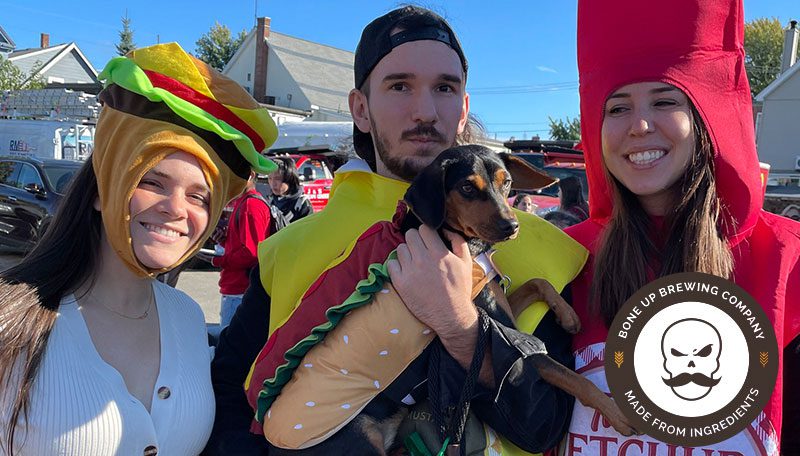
[605,272,778,446]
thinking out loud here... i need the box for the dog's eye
[460,183,475,195]
[503,179,512,191]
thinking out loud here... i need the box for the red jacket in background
[213,188,271,295]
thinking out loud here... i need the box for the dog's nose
[499,219,519,236]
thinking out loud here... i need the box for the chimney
[40,33,49,48]
[253,17,271,104]
[780,20,799,74]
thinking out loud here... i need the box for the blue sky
[2,0,796,141]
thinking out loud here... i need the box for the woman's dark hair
[0,158,102,453]
[558,176,587,209]
[271,156,301,195]
[591,106,733,327]
[544,210,581,229]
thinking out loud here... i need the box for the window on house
[247,73,251,82]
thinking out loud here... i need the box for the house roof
[9,42,97,82]
[226,27,354,117]
[9,44,68,69]
[0,26,15,52]
[755,60,800,102]
[267,31,354,115]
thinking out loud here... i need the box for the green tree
[195,22,247,71]
[744,17,784,98]
[0,56,46,91]
[548,115,581,141]
[116,13,136,56]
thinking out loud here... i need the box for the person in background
[562,0,800,454]
[209,173,272,329]
[0,43,277,455]
[557,176,588,222]
[267,156,312,223]
[543,210,582,230]
[513,193,537,213]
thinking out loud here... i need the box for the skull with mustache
[661,318,722,401]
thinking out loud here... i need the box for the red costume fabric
[213,188,271,295]
[562,0,800,454]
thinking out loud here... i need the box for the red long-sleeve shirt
[213,189,270,294]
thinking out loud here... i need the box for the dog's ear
[499,153,557,191]
[404,159,450,229]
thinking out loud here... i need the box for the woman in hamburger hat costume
[563,0,800,454]
[0,43,277,455]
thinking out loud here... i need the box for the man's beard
[371,118,452,182]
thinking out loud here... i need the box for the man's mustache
[401,124,445,143]
[662,372,721,387]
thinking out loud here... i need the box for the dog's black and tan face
[404,144,556,245]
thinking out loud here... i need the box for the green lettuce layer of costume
[98,57,276,174]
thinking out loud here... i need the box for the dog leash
[427,307,491,456]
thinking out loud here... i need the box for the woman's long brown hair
[592,106,734,327]
[0,159,102,453]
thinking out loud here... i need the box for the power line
[486,129,550,134]
[470,81,578,90]
[469,81,579,95]
[484,121,550,126]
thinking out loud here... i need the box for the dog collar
[471,250,505,297]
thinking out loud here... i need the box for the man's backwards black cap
[354,6,467,90]
[352,6,468,169]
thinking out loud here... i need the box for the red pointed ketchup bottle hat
[577,0,761,242]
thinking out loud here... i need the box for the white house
[6,33,97,87]
[223,17,353,125]
[755,20,799,174]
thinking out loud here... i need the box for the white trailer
[0,119,93,160]
[269,121,353,152]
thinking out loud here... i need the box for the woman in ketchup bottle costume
[561,0,800,454]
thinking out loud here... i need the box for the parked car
[0,157,83,251]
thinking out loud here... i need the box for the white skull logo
[661,318,722,400]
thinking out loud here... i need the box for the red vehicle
[292,154,334,213]
[265,121,353,213]
[505,142,588,216]
[264,148,345,213]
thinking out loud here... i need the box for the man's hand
[388,226,486,376]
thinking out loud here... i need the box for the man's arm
[389,226,574,452]
[204,266,270,456]
[478,310,574,451]
[424,309,574,452]
[387,226,494,383]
